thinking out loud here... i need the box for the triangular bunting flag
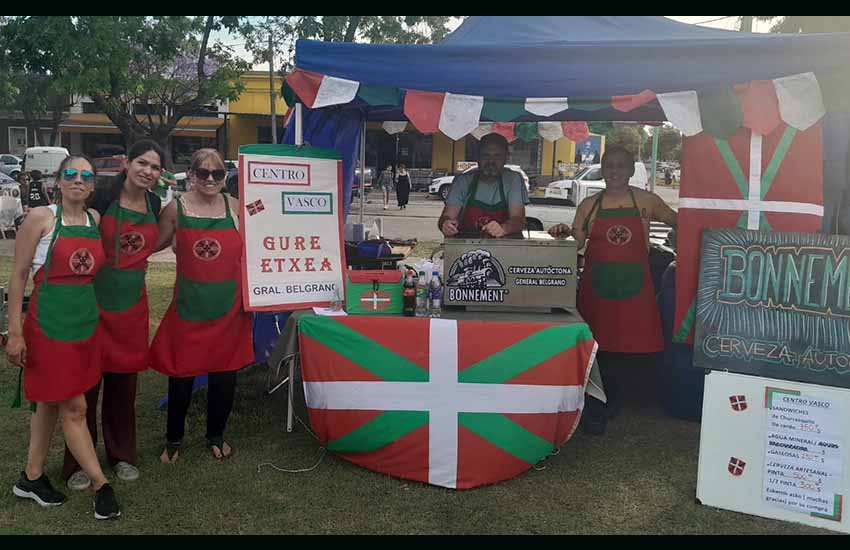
[312,75,360,109]
[382,121,408,135]
[611,90,657,113]
[404,90,445,135]
[524,97,569,117]
[286,69,324,109]
[698,88,743,139]
[515,122,539,142]
[471,124,494,140]
[491,122,517,143]
[657,91,703,137]
[773,72,826,131]
[536,122,565,142]
[738,80,782,136]
[481,99,526,122]
[439,93,484,141]
[359,84,403,107]
[562,122,590,143]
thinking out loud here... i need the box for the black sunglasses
[194,168,226,181]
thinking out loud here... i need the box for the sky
[215,16,776,72]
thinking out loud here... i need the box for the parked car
[0,154,23,179]
[224,160,239,198]
[92,155,125,183]
[544,161,648,205]
[428,164,530,201]
[351,166,374,202]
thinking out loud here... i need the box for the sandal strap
[165,440,182,459]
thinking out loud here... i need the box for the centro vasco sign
[248,161,311,186]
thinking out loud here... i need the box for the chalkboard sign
[694,229,850,389]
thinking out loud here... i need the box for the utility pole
[268,30,277,144]
[740,16,753,32]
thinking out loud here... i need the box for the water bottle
[415,271,428,317]
[429,272,442,318]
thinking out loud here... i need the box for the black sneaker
[94,483,121,520]
[12,471,67,507]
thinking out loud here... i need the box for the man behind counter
[438,134,528,239]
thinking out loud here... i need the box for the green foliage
[2,16,250,148]
[755,16,850,33]
[240,16,461,71]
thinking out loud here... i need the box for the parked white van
[545,162,648,205]
[23,146,69,190]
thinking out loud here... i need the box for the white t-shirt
[31,205,92,276]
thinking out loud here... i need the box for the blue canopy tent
[283,15,850,230]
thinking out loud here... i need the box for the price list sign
[762,388,844,522]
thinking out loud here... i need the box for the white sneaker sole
[94,509,122,520]
[12,485,64,507]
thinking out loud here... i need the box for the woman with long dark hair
[396,163,410,210]
[6,156,121,519]
[61,140,165,491]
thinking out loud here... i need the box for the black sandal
[162,440,181,463]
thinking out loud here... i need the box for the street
[346,186,679,242]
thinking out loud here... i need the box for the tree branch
[344,16,362,42]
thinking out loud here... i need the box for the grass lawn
[0,258,833,534]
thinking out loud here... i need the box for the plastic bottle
[415,271,428,317]
[428,272,442,318]
[402,271,416,317]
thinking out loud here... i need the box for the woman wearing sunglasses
[6,156,122,519]
[151,148,252,463]
[61,140,165,493]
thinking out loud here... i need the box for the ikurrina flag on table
[299,316,597,489]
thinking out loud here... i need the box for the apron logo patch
[606,225,632,246]
[69,248,95,275]
[193,238,222,261]
[119,231,146,255]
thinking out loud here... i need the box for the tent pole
[650,126,659,194]
[552,140,557,181]
[359,119,366,225]
[295,103,303,146]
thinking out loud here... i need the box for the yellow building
[225,71,289,160]
[366,120,601,181]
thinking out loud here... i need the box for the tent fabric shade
[282,16,850,218]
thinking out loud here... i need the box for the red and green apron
[93,195,158,373]
[460,173,509,233]
[24,206,105,402]
[577,191,663,353]
[150,198,253,377]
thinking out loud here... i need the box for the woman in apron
[550,146,676,434]
[6,156,121,519]
[151,148,253,463]
[62,140,164,491]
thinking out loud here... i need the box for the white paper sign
[239,145,345,311]
[763,388,844,520]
